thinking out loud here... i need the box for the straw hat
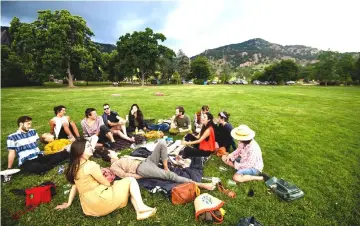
[231,125,255,141]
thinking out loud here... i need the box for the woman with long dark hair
[179,112,216,158]
[127,104,147,133]
[55,137,156,220]
[215,111,236,153]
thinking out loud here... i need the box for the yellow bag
[144,131,164,139]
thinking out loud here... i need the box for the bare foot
[175,155,182,161]
[137,208,157,220]
[201,183,216,191]
[138,205,154,213]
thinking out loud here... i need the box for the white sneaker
[3,175,11,183]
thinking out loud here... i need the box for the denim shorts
[236,168,260,176]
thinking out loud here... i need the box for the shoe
[110,142,116,150]
[259,172,271,182]
[104,142,111,148]
[3,175,11,183]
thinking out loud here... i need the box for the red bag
[25,184,54,207]
[12,182,56,219]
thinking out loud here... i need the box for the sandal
[217,182,236,198]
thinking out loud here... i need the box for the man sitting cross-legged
[6,116,69,177]
[109,140,215,190]
[169,106,192,135]
[102,103,135,142]
[81,108,116,149]
[49,105,80,142]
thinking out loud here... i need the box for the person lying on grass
[109,140,215,191]
[7,116,69,176]
[177,112,216,160]
[222,125,265,183]
[55,137,157,220]
[40,133,72,155]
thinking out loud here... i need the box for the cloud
[161,0,360,57]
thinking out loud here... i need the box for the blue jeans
[236,168,260,176]
[147,123,170,132]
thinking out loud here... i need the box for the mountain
[94,42,116,53]
[192,38,322,68]
[1,26,116,53]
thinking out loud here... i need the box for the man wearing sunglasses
[102,104,135,142]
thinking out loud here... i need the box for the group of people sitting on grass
[5,104,265,220]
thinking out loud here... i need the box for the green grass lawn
[1,85,360,226]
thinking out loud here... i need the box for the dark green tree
[9,10,98,87]
[354,57,360,83]
[175,50,191,80]
[337,53,355,85]
[190,56,211,80]
[314,51,339,86]
[116,28,173,86]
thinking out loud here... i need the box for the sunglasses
[104,108,109,110]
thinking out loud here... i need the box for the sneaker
[259,172,271,182]
[3,175,11,183]
[110,142,116,150]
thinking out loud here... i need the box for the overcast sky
[1,0,359,56]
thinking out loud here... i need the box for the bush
[194,79,206,85]
[319,81,341,86]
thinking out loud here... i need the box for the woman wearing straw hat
[222,125,264,183]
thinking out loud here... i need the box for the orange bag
[215,147,228,157]
[171,182,200,205]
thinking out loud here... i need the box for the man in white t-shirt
[49,105,80,141]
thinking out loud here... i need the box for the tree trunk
[141,70,145,86]
[325,80,327,86]
[67,61,75,87]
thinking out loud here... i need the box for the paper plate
[0,169,20,175]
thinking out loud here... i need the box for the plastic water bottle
[227,179,237,186]
[58,165,65,174]
[135,127,138,135]
[219,166,228,172]
[202,177,221,184]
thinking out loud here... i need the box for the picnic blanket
[112,134,146,151]
[129,148,205,199]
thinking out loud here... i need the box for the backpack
[265,177,304,201]
[11,181,56,219]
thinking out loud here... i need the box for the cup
[227,179,237,186]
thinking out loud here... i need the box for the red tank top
[199,126,215,151]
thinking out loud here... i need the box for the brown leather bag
[171,182,200,205]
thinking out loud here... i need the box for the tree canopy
[190,56,211,81]
[8,10,99,87]
[116,28,175,86]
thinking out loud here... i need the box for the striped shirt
[7,129,42,166]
